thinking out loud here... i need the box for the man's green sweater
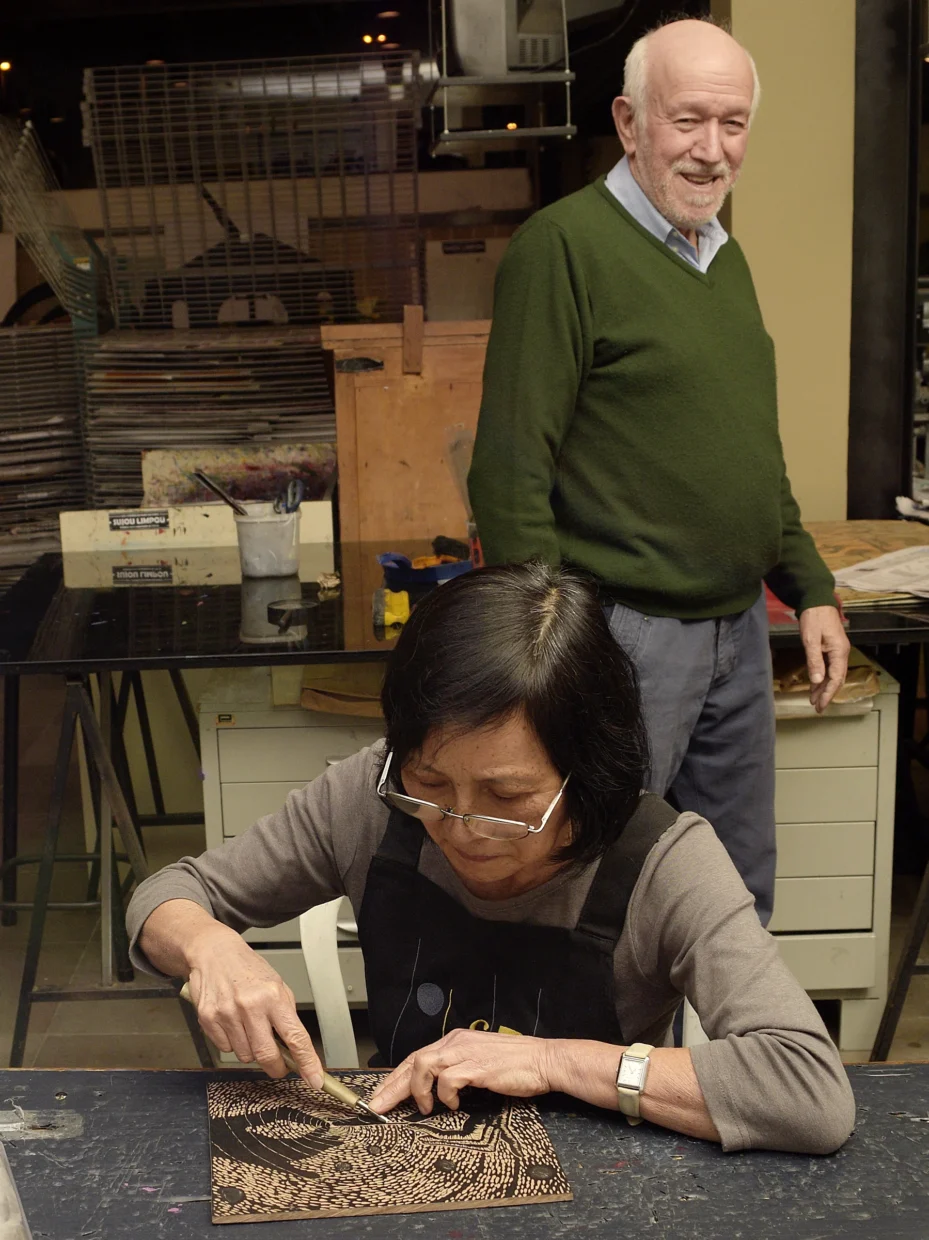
[468,179,836,619]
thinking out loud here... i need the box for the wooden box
[321,313,490,544]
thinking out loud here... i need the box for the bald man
[468,18,849,926]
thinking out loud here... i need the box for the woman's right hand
[186,923,324,1087]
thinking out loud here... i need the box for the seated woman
[128,562,855,1155]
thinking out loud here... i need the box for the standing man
[468,18,849,926]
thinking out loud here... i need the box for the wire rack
[0,119,101,335]
[78,53,422,509]
[0,327,86,589]
[82,53,423,329]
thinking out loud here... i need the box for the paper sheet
[833,545,929,598]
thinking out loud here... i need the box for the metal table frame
[1,671,212,1067]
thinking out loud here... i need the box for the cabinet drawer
[218,724,383,783]
[775,931,877,990]
[221,781,306,836]
[774,767,877,823]
[775,821,874,878]
[775,711,879,769]
[768,876,872,933]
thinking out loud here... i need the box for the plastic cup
[234,502,300,578]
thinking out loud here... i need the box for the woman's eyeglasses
[376,749,570,842]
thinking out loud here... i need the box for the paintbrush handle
[178,982,365,1109]
[192,470,249,516]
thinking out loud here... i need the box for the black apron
[356,792,678,1066]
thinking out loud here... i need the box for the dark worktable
[0,1065,927,1239]
[0,544,433,675]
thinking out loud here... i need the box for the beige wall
[722,0,856,522]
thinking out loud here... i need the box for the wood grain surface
[207,1072,571,1223]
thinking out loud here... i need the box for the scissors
[274,478,304,514]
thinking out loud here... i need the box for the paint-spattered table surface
[1,1066,927,1239]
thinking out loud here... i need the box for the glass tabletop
[3,545,929,674]
[0,541,441,674]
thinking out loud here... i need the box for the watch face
[617,1055,647,1090]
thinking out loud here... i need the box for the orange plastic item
[410,554,458,570]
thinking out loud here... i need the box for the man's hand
[368,1029,555,1116]
[798,605,850,713]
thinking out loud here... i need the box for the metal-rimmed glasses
[376,749,570,842]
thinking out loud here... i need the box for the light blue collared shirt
[604,155,728,274]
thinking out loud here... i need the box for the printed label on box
[109,510,170,532]
[112,565,173,584]
[441,240,486,255]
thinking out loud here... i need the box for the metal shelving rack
[429,0,576,148]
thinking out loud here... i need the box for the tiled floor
[1,675,928,1071]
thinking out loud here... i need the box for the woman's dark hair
[380,561,649,864]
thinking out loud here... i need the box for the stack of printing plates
[83,327,337,508]
[0,326,85,590]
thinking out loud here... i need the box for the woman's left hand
[368,1029,555,1116]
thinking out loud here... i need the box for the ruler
[0,1140,31,1240]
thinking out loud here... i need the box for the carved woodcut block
[207,1072,572,1223]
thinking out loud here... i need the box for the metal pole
[2,675,20,927]
[97,672,113,986]
[10,697,78,1066]
[73,682,149,885]
[169,669,201,761]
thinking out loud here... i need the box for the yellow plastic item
[382,588,411,627]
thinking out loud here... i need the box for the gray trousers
[606,592,776,925]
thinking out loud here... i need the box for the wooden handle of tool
[177,982,352,1103]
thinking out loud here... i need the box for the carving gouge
[178,982,388,1122]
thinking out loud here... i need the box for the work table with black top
[0,1065,926,1239]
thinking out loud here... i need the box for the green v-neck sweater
[468,178,835,619]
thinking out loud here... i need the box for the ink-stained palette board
[207,1073,572,1224]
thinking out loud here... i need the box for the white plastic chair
[298,898,360,1069]
[682,999,709,1048]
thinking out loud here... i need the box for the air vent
[517,35,552,67]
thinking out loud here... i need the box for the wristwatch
[615,1042,654,1125]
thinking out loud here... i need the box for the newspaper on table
[833,545,929,598]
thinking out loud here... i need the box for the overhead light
[506,121,518,130]
[146,59,165,66]
[0,62,11,72]
[51,116,65,123]
[173,80,188,89]
[362,34,373,44]
[376,33,387,42]
[384,42,400,49]
[378,10,400,16]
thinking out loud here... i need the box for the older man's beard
[636,137,738,233]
